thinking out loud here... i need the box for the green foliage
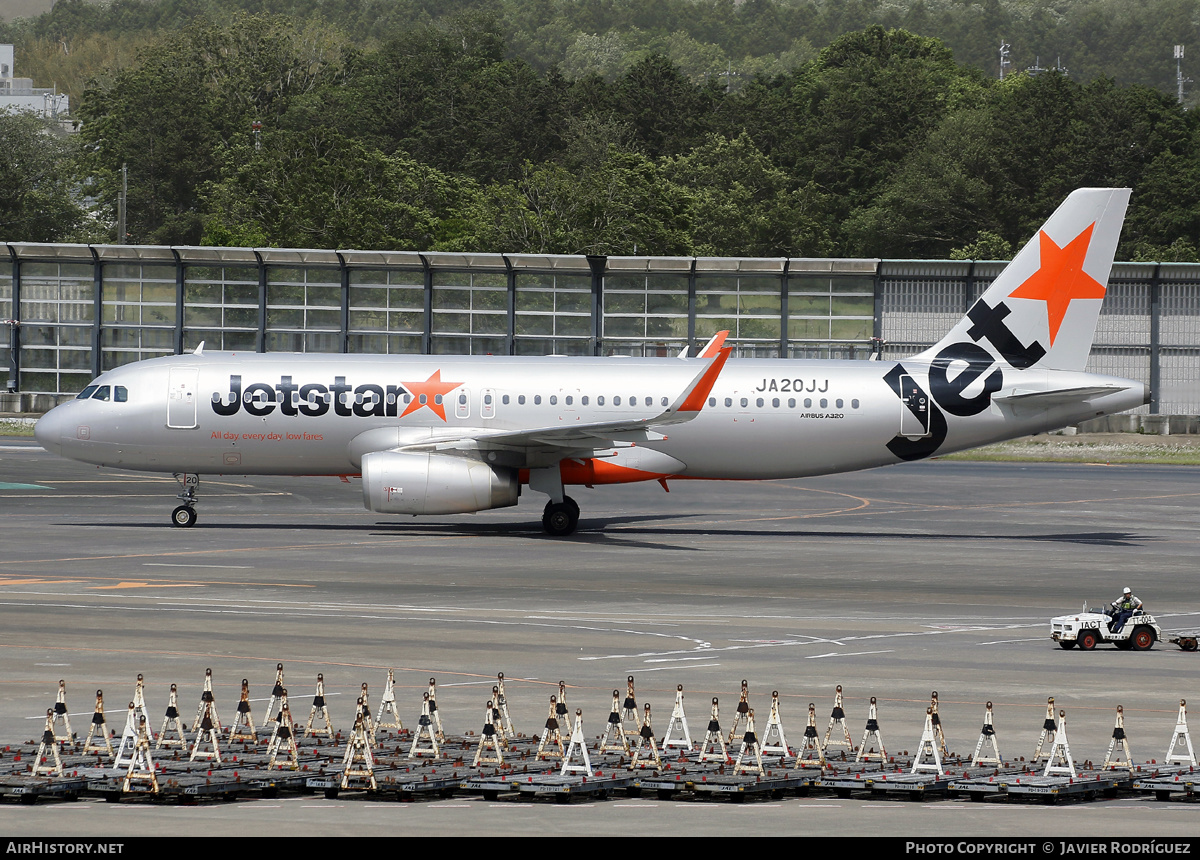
[463,149,693,255]
[0,111,95,243]
[76,12,351,244]
[950,231,1015,261]
[664,133,831,257]
[6,3,1200,258]
[201,133,479,250]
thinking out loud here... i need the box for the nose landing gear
[171,473,199,528]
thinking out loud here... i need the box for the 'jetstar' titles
[211,375,419,419]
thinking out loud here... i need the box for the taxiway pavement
[1,440,1197,836]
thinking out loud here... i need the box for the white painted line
[805,650,894,659]
[143,563,255,569]
[625,663,721,672]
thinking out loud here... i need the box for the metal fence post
[1149,263,1162,415]
[587,255,605,356]
[90,246,102,377]
[6,245,19,393]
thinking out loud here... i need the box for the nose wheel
[542,496,579,536]
[172,473,199,528]
[172,504,197,528]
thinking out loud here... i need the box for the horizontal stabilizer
[994,385,1133,405]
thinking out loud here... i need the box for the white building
[0,44,69,119]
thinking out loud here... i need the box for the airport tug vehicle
[1051,603,1162,651]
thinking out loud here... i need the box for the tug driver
[1110,587,1143,633]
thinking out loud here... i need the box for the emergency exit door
[898,374,930,437]
[167,367,199,429]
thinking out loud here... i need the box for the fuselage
[34,350,1148,483]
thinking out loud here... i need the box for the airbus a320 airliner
[35,188,1147,535]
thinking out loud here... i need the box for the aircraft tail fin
[915,188,1130,373]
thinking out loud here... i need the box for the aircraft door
[167,367,199,429]
[455,388,471,420]
[898,374,930,437]
[480,388,495,419]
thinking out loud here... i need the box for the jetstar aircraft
[35,188,1147,535]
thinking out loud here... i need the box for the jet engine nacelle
[361,451,519,515]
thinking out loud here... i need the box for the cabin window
[851,399,859,409]
[565,396,573,405]
[788,398,795,408]
[804,398,812,408]
[582,396,589,406]
[708,397,716,407]
[502,395,510,405]
[756,398,764,407]
[836,398,843,408]
[740,397,748,408]
[459,393,467,405]
[518,395,526,405]
[661,397,668,407]
[772,398,780,408]
[549,395,557,405]
[820,398,828,408]
[725,397,732,407]
[613,396,621,406]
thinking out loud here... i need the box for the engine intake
[361,451,519,515]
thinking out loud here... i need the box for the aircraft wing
[396,346,731,462]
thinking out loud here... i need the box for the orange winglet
[699,330,729,358]
[676,346,732,413]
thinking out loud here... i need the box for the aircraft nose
[33,406,66,456]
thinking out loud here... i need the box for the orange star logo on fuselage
[399,370,462,421]
[1007,222,1106,346]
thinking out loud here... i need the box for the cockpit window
[115,386,128,402]
[91,385,111,401]
[76,385,99,400]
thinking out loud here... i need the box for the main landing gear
[171,473,199,528]
[541,496,579,537]
[530,465,579,537]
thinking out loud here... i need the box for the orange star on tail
[1007,222,1106,346]
[399,370,461,421]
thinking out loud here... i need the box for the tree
[664,132,831,256]
[77,13,349,244]
[463,148,693,255]
[201,132,478,250]
[0,111,94,243]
